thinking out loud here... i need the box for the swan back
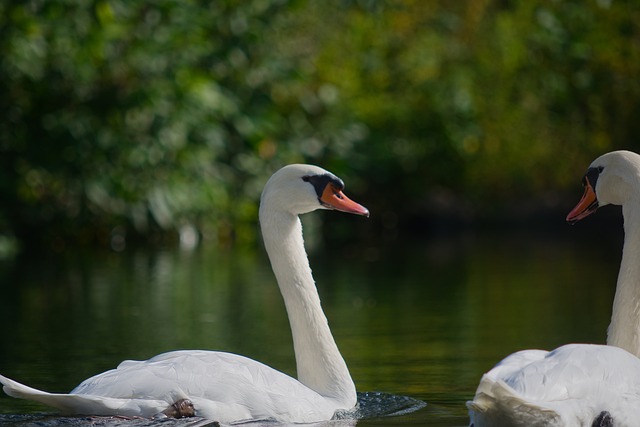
[468,344,640,427]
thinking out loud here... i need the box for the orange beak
[566,179,598,224]
[320,184,369,217]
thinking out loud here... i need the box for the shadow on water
[0,217,625,427]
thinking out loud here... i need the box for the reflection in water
[0,224,624,426]
[0,391,425,426]
[0,414,217,427]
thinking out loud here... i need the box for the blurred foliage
[0,0,639,248]
[297,0,640,218]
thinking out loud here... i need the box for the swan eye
[302,173,347,206]
[583,166,602,189]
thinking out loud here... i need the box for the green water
[0,223,623,426]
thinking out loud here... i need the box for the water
[0,220,624,427]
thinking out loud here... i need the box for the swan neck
[259,209,356,406]
[608,201,640,357]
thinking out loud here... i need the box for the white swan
[467,150,640,427]
[0,164,369,423]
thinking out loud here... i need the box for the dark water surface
[0,222,624,426]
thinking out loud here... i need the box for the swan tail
[0,374,59,401]
[466,375,561,427]
[0,374,165,417]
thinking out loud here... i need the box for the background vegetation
[1,0,639,249]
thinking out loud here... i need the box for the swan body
[1,351,344,422]
[468,150,640,427]
[0,164,369,423]
[468,344,640,427]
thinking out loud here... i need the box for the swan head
[260,164,369,217]
[567,150,640,224]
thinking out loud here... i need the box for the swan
[0,164,369,423]
[467,150,640,427]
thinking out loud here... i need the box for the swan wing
[77,350,341,421]
[468,344,640,427]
